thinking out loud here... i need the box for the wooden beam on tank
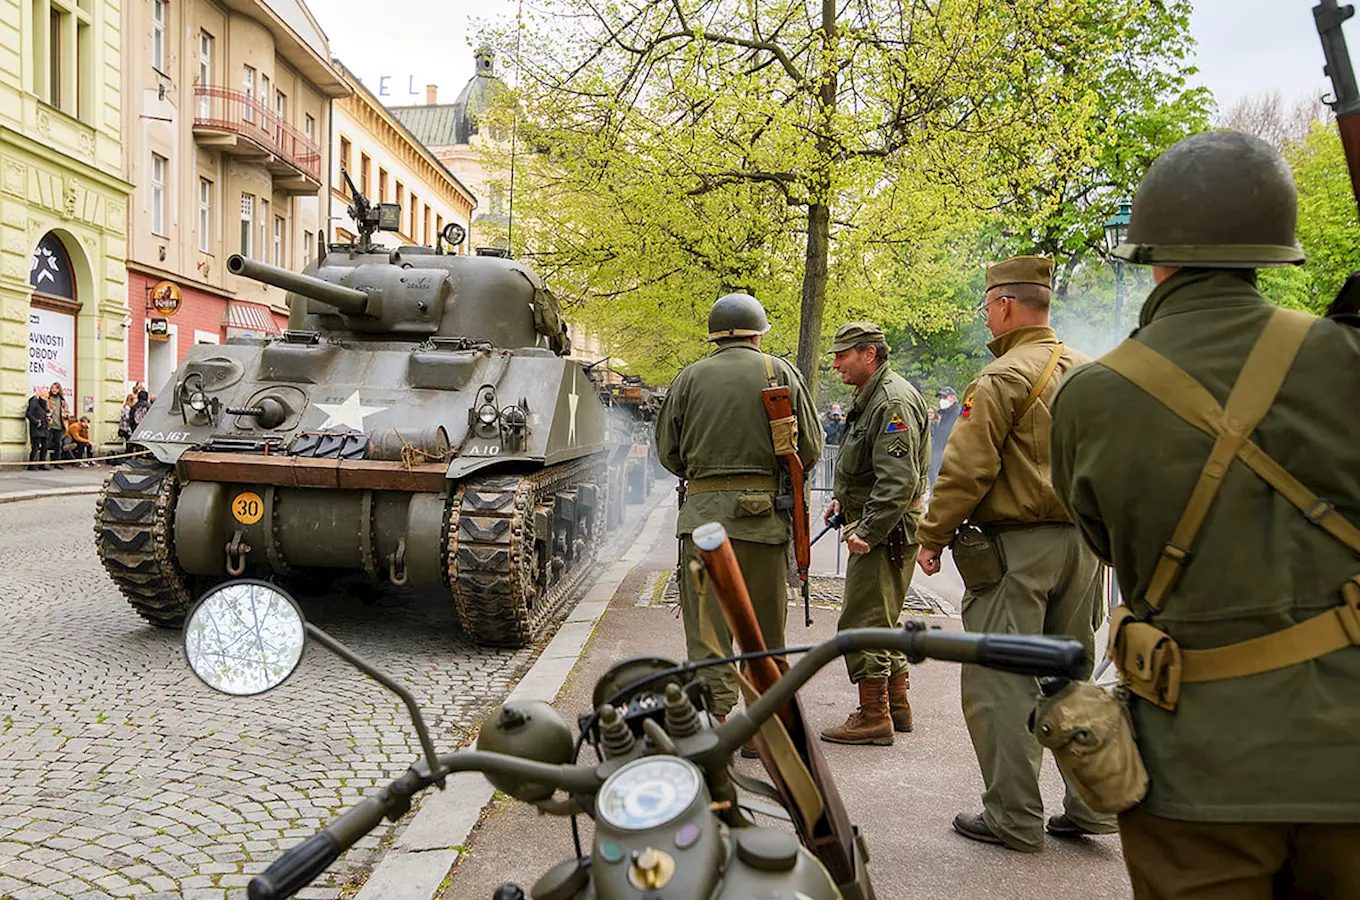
[178,452,448,492]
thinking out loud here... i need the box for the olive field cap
[1112,130,1305,268]
[706,292,771,341]
[985,256,1054,291]
[829,322,886,353]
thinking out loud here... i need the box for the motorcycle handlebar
[250,624,1084,898]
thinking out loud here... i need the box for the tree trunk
[794,0,839,398]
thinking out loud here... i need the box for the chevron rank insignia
[887,439,910,458]
[885,413,908,433]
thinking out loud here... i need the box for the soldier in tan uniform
[654,293,822,719]
[820,323,931,746]
[916,256,1116,851]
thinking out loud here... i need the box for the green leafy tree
[479,0,1207,387]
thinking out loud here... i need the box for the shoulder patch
[887,438,910,458]
[960,391,974,418]
[885,412,908,433]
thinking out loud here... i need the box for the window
[242,65,255,121]
[424,205,432,246]
[151,0,165,72]
[258,199,269,261]
[274,90,286,144]
[395,181,404,216]
[198,178,212,252]
[378,168,388,202]
[304,113,315,142]
[259,74,270,133]
[408,193,417,238]
[198,31,213,118]
[35,0,90,117]
[239,192,254,257]
[303,231,313,264]
[436,213,443,242]
[150,153,166,236]
[360,153,370,198]
[338,136,351,192]
[272,216,284,266]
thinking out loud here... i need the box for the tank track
[93,459,196,627]
[449,455,608,648]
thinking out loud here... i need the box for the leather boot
[820,679,894,746]
[888,672,913,733]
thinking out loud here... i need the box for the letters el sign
[150,280,182,316]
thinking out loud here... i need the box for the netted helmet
[1112,130,1305,269]
[707,293,770,342]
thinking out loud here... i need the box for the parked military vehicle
[95,177,610,647]
[590,368,667,528]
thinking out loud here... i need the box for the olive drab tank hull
[95,240,612,648]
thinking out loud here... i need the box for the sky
[304,0,1356,116]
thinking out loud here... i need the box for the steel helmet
[1112,130,1305,269]
[707,293,771,342]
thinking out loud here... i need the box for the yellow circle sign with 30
[232,491,264,525]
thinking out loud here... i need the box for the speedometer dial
[597,757,701,831]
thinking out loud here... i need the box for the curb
[349,501,673,900]
[0,485,104,505]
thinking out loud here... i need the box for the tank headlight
[187,390,209,414]
[477,403,500,426]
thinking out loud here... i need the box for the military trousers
[1119,806,1360,899]
[838,539,918,682]
[959,523,1115,851]
[678,535,789,717]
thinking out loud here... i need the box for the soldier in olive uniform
[654,293,822,718]
[820,323,930,746]
[1051,131,1360,897]
[916,256,1116,851]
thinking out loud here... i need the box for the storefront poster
[29,307,76,398]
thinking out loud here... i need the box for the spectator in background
[63,416,95,465]
[25,387,51,469]
[824,402,846,445]
[129,390,151,436]
[46,382,68,464]
[118,393,137,441]
[928,386,961,486]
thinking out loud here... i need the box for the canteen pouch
[736,492,775,518]
[1109,605,1183,711]
[951,524,1006,593]
[1029,680,1149,814]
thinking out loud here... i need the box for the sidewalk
[439,493,1132,900]
[0,459,113,504]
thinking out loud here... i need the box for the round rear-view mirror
[184,579,306,696]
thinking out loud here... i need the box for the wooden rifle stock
[761,385,813,625]
[693,522,870,896]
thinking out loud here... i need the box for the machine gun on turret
[339,167,401,251]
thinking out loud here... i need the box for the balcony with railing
[193,86,323,194]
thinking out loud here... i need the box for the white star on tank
[315,391,388,430]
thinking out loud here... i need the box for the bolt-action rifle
[1314,0,1360,322]
[760,381,813,627]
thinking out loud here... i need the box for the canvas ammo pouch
[951,524,1006,593]
[1030,680,1149,814]
[1108,605,1183,711]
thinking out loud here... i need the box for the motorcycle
[182,526,1086,900]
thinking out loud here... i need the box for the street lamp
[1103,197,1132,343]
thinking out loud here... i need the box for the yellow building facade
[0,0,133,457]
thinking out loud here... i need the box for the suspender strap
[1017,344,1065,420]
[763,354,779,388]
[1099,309,1321,610]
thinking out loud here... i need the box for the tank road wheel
[448,456,608,649]
[93,460,196,627]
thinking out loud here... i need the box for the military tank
[95,180,610,647]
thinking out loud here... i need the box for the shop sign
[148,317,170,341]
[150,280,183,316]
[29,307,76,397]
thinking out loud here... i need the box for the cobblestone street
[0,494,541,900]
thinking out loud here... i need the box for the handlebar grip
[973,634,1087,679]
[247,832,341,900]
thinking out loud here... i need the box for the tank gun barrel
[227,254,370,316]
